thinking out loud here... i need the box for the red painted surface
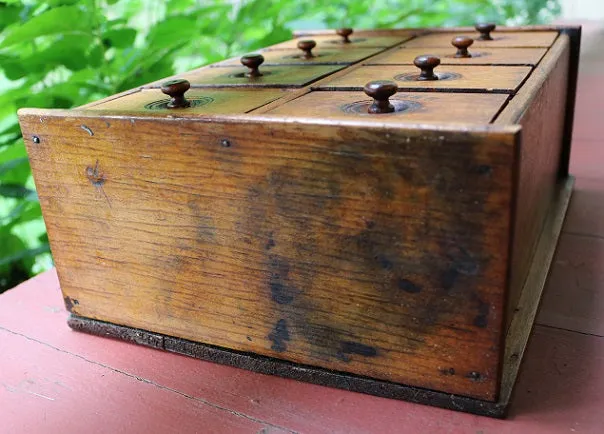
[2,22,604,434]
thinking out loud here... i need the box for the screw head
[32,136,40,144]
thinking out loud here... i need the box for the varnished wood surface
[314,65,532,93]
[499,36,571,328]
[402,31,559,48]
[264,91,509,124]
[19,110,521,401]
[150,64,345,88]
[87,89,289,115]
[264,34,413,50]
[366,47,548,66]
[215,48,384,66]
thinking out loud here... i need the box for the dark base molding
[67,315,508,418]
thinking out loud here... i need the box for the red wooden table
[2,22,604,433]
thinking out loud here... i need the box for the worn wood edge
[293,25,577,37]
[557,27,581,178]
[499,175,574,409]
[63,177,573,418]
[17,108,522,135]
[495,34,569,124]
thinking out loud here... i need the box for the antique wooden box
[17,24,581,417]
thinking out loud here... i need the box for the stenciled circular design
[394,71,462,82]
[444,51,489,59]
[340,99,423,115]
[144,96,214,110]
[227,71,274,79]
[280,53,327,60]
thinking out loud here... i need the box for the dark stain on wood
[440,367,456,376]
[268,319,290,352]
[268,255,298,305]
[63,296,79,313]
[398,278,422,293]
[473,296,490,328]
[85,160,105,187]
[340,341,378,358]
[466,371,484,382]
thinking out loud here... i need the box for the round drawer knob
[451,36,474,58]
[336,28,353,43]
[364,80,397,114]
[160,79,191,108]
[297,40,317,59]
[413,55,440,81]
[475,23,496,41]
[240,54,265,78]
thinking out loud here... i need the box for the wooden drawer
[86,89,287,114]
[265,32,412,49]
[315,65,532,93]
[367,47,547,66]
[404,31,558,48]
[17,25,581,419]
[265,91,508,124]
[215,47,384,66]
[160,64,344,88]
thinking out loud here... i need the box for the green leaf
[0,157,29,177]
[0,242,50,269]
[0,183,37,200]
[146,16,196,49]
[103,28,137,49]
[0,5,93,48]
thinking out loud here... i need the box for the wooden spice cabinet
[17,25,581,418]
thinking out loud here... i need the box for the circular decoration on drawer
[340,99,422,115]
[394,71,462,82]
[444,51,489,59]
[144,96,214,110]
[326,37,368,45]
[227,71,274,79]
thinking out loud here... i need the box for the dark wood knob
[364,80,397,114]
[451,36,474,58]
[297,40,316,59]
[160,79,191,108]
[475,23,496,41]
[336,28,353,43]
[240,54,264,77]
[413,55,440,81]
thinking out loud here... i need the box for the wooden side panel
[500,36,571,329]
[19,112,517,401]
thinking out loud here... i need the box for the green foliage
[0,0,561,292]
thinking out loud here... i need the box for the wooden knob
[475,23,496,41]
[160,79,191,108]
[297,40,316,59]
[364,80,397,114]
[336,28,353,43]
[413,55,440,81]
[240,54,264,77]
[451,36,473,58]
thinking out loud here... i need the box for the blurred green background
[0,0,560,292]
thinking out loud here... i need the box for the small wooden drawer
[315,65,532,93]
[215,47,384,66]
[367,47,547,66]
[85,89,287,114]
[266,34,411,50]
[264,91,508,124]
[165,64,344,88]
[404,31,558,48]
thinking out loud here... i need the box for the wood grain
[215,47,384,66]
[19,110,520,401]
[497,36,571,329]
[264,91,509,124]
[87,89,289,115]
[264,34,412,50]
[366,47,547,66]
[154,64,345,88]
[402,31,558,48]
[314,65,532,93]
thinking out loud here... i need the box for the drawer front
[164,64,344,88]
[367,47,547,66]
[315,65,532,93]
[86,89,287,114]
[404,31,558,48]
[265,91,508,124]
[266,34,411,49]
[215,48,384,66]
